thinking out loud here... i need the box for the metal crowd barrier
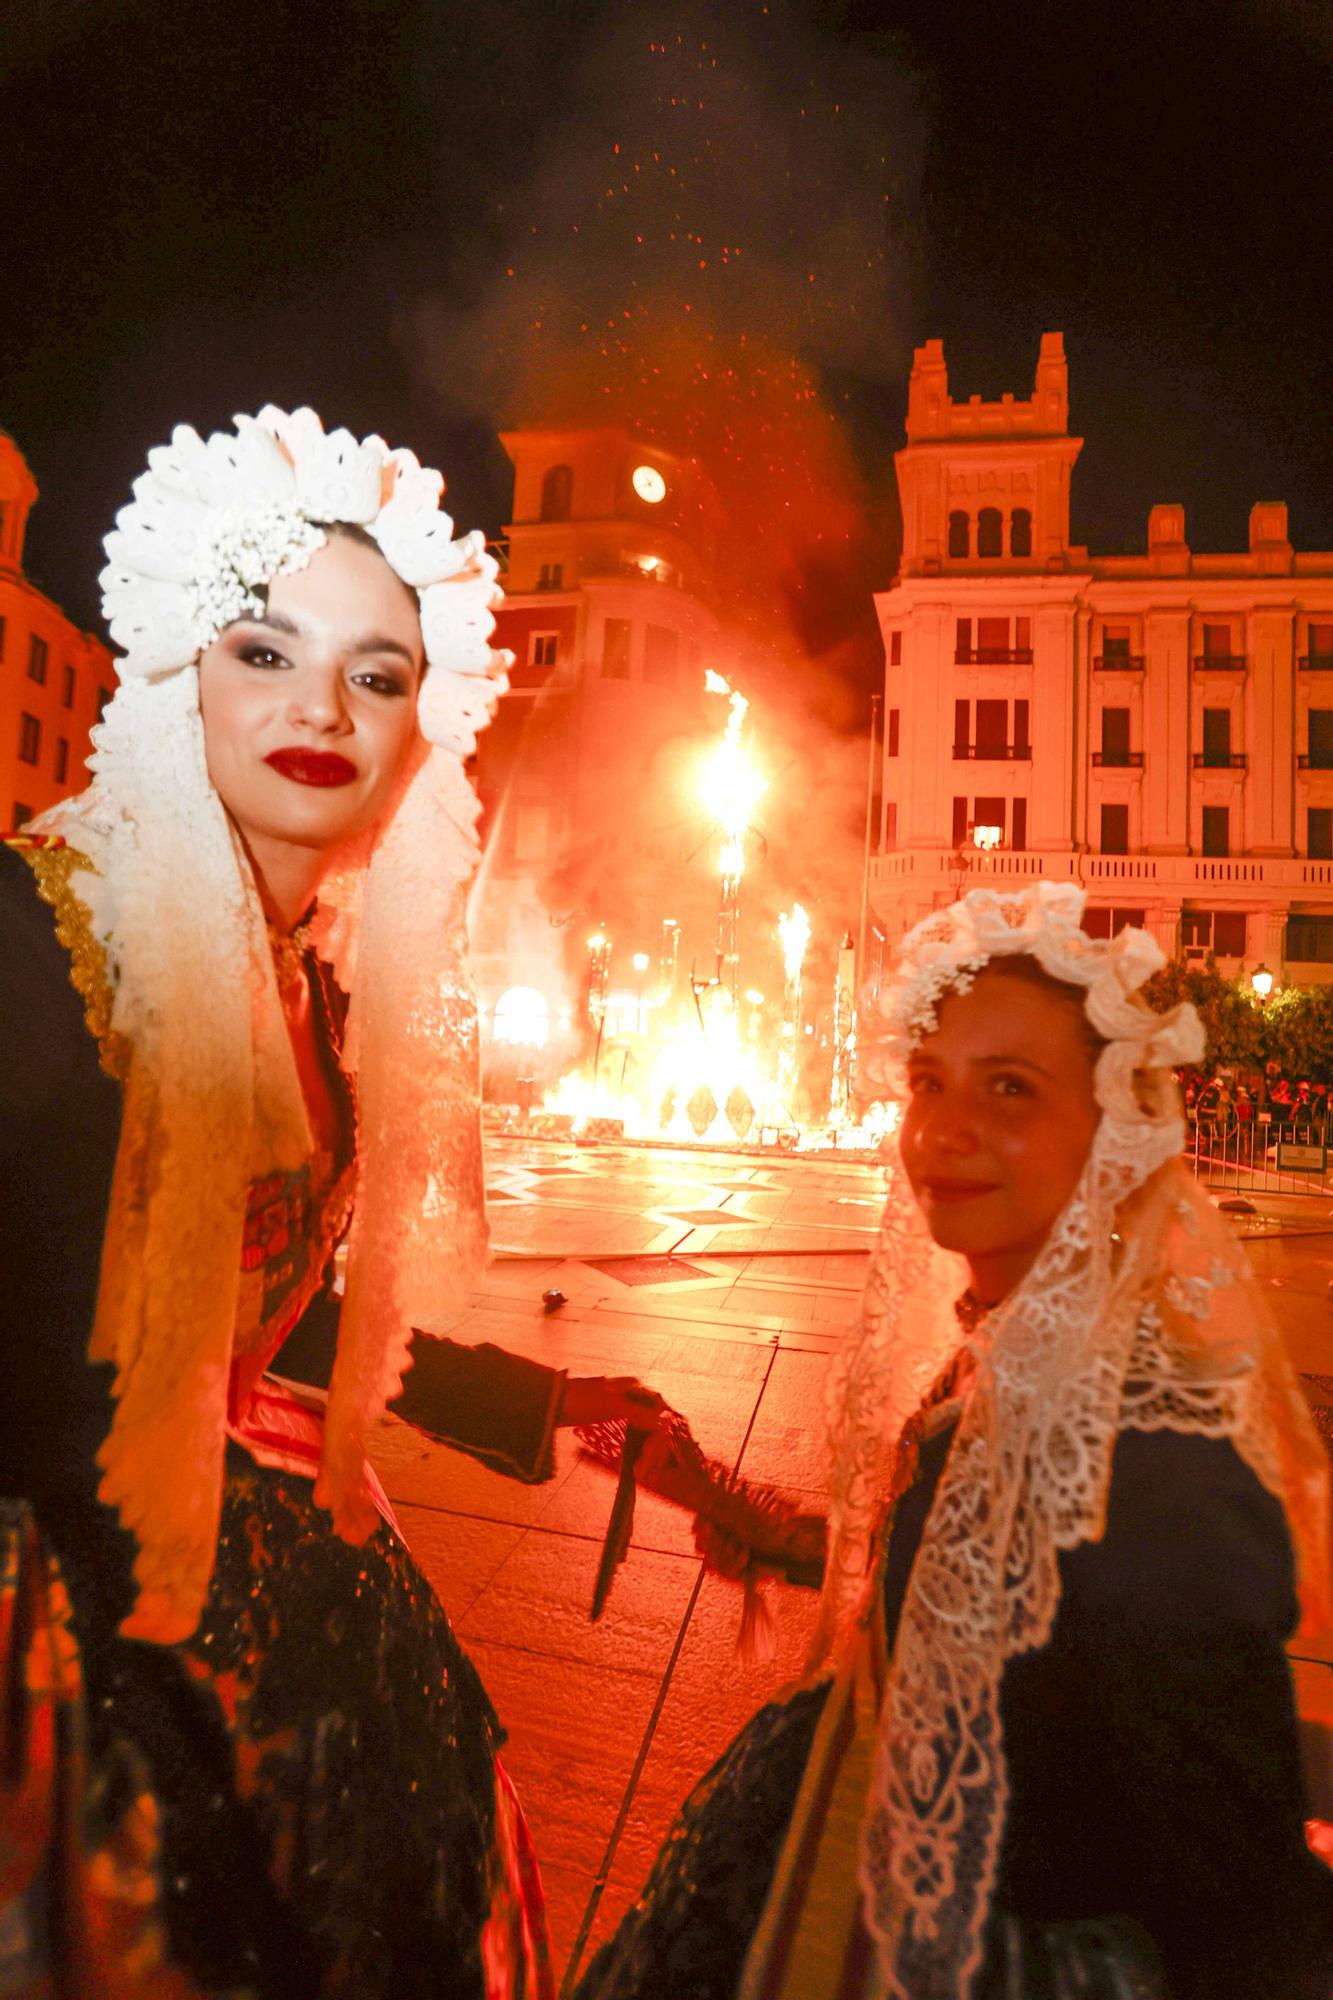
[1189,1115,1332,1196]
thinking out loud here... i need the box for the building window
[18,713,41,765]
[1309,808,1333,859]
[28,635,48,684]
[1101,707,1131,764]
[1100,803,1129,854]
[54,737,68,784]
[1102,625,1131,661]
[1011,798,1028,851]
[1202,708,1232,766]
[977,508,1003,558]
[12,802,32,829]
[1014,699,1030,757]
[527,631,559,667]
[955,618,972,663]
[975,699,1007,757]
[883,801,898,850]
[540,465,573,522]
[1287,915,1333,963]
[887,708,900,758]
[952,795,968,845]
[1010,508,1032,557]
[889,631,902,666]
[644,624,679,688]
[948,511,970,558]
[537,562,564,591]
[1014,616,1032,658]
[975,616,1009,663]
[62,661,76,707]
[1202,623,1232,661]
[601,618,632,679]
[1202,805,1229,857]
[1084,906,1146,940]
[1309,710,1333,769]
[1214,910,1246,956]
[953,699,970,757]
[1309,623,1333,669]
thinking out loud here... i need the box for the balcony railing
[1193,654,1248,672]
[1299,656,1333,672]
[1092,750,1144,767]
[952,743,1032,761]
[954,647,1034,666]
[1191,753,1248,770]
[1093,653,1145,671]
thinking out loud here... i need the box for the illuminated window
[62,662,76,707]
[27,635,47,684]
[18,713,40,765]
[974,796,1005,838]
[602,618,632,679]
[528,632,559,667]
[54,738,68,784]
[977,508,1002,558]
[540,465,573,521]
[948,511,970,558]
[1010,508,1032,557]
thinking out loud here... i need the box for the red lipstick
[264,747,358,788]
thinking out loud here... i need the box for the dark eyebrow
[347,632,420,667]
[976,1053,1057,1080]
[233,609,302,639]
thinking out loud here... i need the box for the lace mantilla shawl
[31,409,500,1642]
[806,884,1333,1999]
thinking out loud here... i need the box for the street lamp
[1251,963,1274,1003]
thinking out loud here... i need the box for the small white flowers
[192,503,325,649]
[98,408,512,755]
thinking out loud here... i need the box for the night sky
[4,0,1331,661]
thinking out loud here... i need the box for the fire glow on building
[493,669,891,1154]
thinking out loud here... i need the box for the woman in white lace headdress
[577,882,1333,2000]
[0,408,662,1998]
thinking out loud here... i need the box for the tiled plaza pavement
[363,1142,1333,1993]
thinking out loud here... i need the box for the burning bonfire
[497,674,892,1154]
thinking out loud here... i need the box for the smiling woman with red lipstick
[0,408,667,1998]
[578,886,1333,2000]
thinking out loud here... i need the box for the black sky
[3,0,1330,641]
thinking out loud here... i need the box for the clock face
[631,463,667,504]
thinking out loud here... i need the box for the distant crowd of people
[1183,1061,1330,1139]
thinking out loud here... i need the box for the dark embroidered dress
[577,1396,1333,2000]
[1,843,557,1999]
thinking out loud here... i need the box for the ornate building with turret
[872,334,1333,982]
[0,433,116,831]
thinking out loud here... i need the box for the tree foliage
[1146,958,1333,1081]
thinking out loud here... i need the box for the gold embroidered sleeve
[14,840,128,1080]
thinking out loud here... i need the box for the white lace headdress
[33,407,512,1641]
[809,882,1331,1998]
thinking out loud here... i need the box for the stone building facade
[872,335,1333,983]
[0,433,116,832]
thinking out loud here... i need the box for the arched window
[977,507,1003,558]
[540,464,573,522]
[1010,508,1032,558]
[948,511,970,558]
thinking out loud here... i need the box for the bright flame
[703,668,731,695]
[778,903,811,982]
[700,680,765,879]
[492,986,550,1047]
